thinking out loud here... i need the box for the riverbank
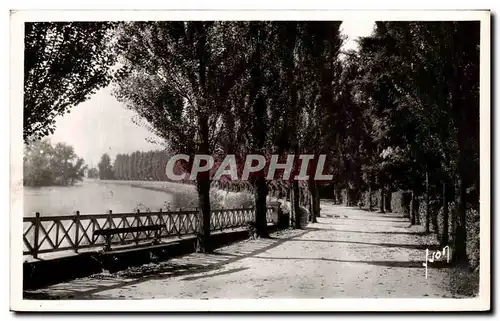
[99,179,255,210]
[102,180,307,227]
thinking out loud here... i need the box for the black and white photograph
[9,9,490,312]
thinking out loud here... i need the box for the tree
[296,22,344,221]
[23,139,87,186]
[98,153,114,180]
[356,22,479,264]
[23,139,53,186]
[143,151,154,180]
[113,22,247,252]
[87,167,99,179]
[113,154,124,180]
[23,22,118,143]
[130,152,138,180]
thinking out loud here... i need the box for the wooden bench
[93,225,163,252]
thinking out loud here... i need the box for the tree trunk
[453,91,468,263]
[425,170,430,233]
[308,187,314,222]
[441,181,449,247]
[415,195,421,225]
[368,176,373,212]
[402,192,411,218]
[308,180,319,223]
[254,176,269,238]
[292,181,301,229]
[410,190,416,225]
[311,192,318,223]
[196,178,211,253]
[195,108,211,253]
[454,159,467,263]
[356,161,362,208]
[379,181,385,213]
[314,183,320,217]
[358,188,363,209]
[385,191,392,212]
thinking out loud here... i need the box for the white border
[9,9,491,312]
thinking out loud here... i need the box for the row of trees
[112,21,480,262]
[92,151,188,182]
[111,22,349,251]
[112,151,178,181]
[23,21,480,266]
[349,22,480,264]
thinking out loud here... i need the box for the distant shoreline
[98,179,196,194]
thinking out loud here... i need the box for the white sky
[49,20,375,166]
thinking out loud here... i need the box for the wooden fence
[23,206,278,258]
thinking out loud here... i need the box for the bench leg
[104,235,111,252]
[152,230,161,245]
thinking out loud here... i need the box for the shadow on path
[181,267,249,281]
[343,218,409,223]
[312,223,425,235]
[25,230,312,299]
[323,215,409,223]
[248,256,452,269]
[285,238,440,251]
[327,229,429,236]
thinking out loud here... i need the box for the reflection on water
[23,180,175,217]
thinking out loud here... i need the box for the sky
[49,20,375,167]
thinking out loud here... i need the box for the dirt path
[26,202,463,299]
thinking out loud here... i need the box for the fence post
[33,212,40,259]
[104,210,113,251]
[107,210,113,228]
[177,208,182,238]
[74,210,80,253]
[135,209,140,245]
[195,207,199,231]
[156,208,163,242]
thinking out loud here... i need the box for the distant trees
[87,168,99,179]
[97,153,114,180]
[23,139,87,186]
[23,22,118,143]
[112,150,181,182]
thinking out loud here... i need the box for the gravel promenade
[25,202,464,299]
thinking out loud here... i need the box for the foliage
[23,139,87,186]
[24,22,118,143]
[112,150,191,183]
[353,22,479,264]
[112,22,251,252]
[98,21,479,263]
[87,167,99,179]
[97,153,114,180]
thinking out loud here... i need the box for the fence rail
[23,206,278,258]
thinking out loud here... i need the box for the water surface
[23,180,175,217]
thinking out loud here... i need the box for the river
[23,180,182,217]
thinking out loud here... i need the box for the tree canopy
[23,139,87,186]
[23,22,117,143]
